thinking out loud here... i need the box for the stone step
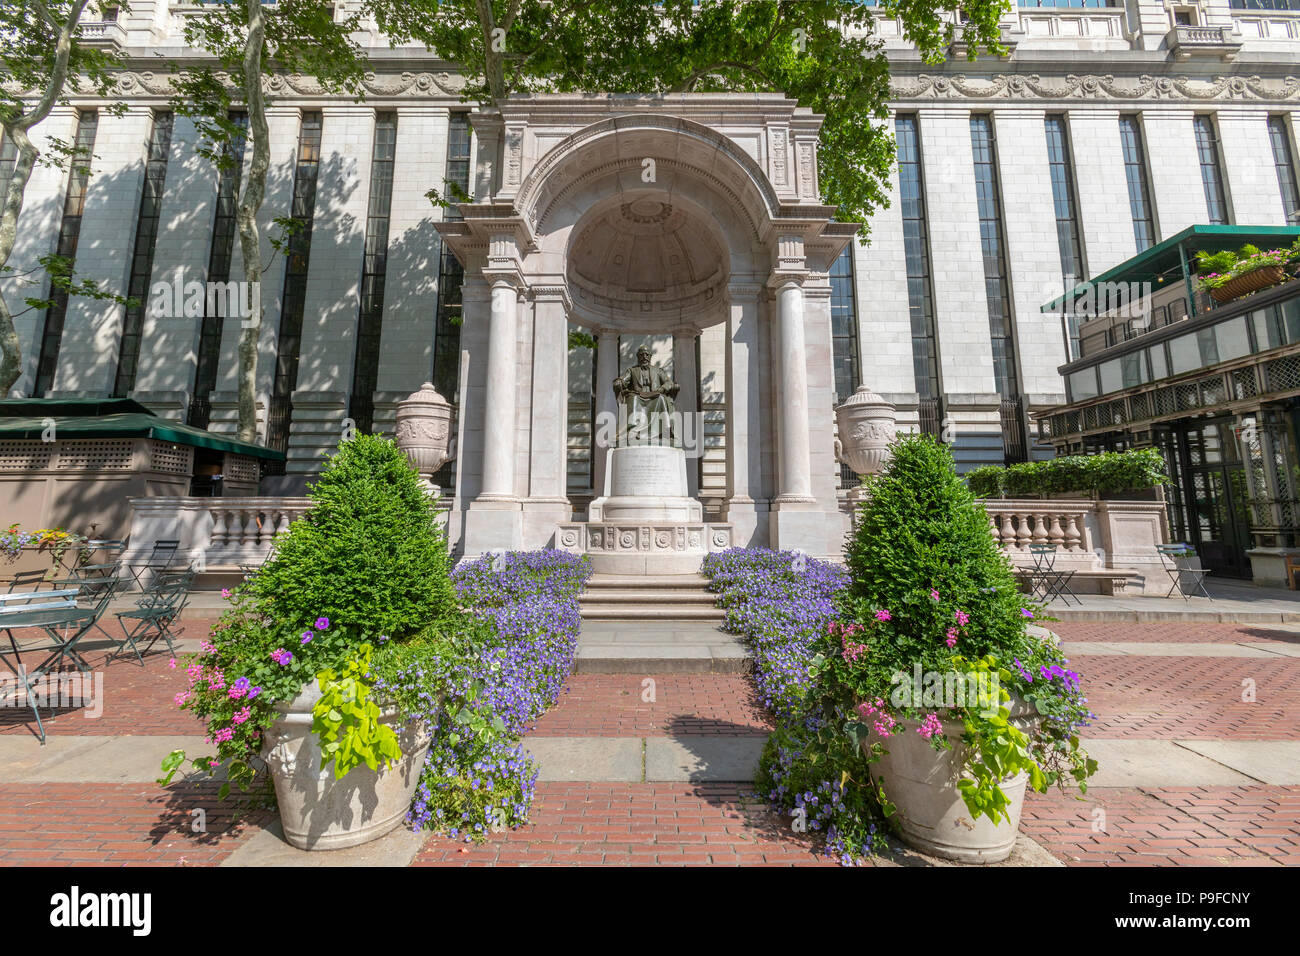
[580,604,725,621]
[581,588,717,605]
[576,620,748,673]
[585,573,712,589]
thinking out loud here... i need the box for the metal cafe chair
[1026,543,1080,607]
[5,569,48,593]
[127,538,181,590]
[111,567,196,665]
[1157,543,1213,601]
[0,585,116,742]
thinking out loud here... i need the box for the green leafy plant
[829,436,1095,826]
[313,644,403,779]
[967,447,1168,499]
[1195,239,1300,292]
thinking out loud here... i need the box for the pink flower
[168,658,177,670]
[221,588,231,598]
[210,727,235,744]
[945,626,959,648]
[173,691,190,706]
[874,609,891,623]
[929,589,940,601]
[954,610,970,626]
[917,713,944,740]
[232,706,251,725]
[271,648,293,666]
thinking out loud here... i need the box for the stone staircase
[579,573,723,621]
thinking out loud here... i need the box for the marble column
[481,278,520,500]
[524,290,572,546]
[673,328,700,498]
[723,284,765,546]
[592,327,620,497]
[773,276,813,502]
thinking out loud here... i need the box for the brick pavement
[1071,655,1300,739]
[1,620,1298,866]
[528,675,773,737]
[412,783,836,866]
[1050,621,1300,645]
[0,782,270,866]
[1020,786,1300,866]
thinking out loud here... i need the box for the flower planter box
[261,682,432,851]
[1209,265,1286,304]
[867,701,1037,863]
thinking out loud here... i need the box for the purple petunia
[315,617,330,630]
[271,648,293,666]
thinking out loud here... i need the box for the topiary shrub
[247,433,457,639]
[841,433,1033,668]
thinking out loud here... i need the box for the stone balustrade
[982,499,1101,568]
[123,497,311,585]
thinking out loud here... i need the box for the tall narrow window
[34,109,98,397]
[266,110,323,464]
[347,111,397,435]
[830,246,862,485]
[432,113,470,401]
[430,113,471,489]
[829,247,860,405]
[970,115,1026,463]
[0,128,17,199]
[1193,115,1230,225]
[1045,115,1086,359]
[1268,115,1300,224]
[1118,115,1156,252]
[895,114,941,414]
[189,111,249,429]
[112,111,173,397]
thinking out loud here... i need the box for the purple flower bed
[702,548,847,719]
[395,549,592,838]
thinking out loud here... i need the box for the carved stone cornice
[889,72,1300,104]
[4,68,469,101]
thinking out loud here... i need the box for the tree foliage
[374,0,1011,229]
[0,0,125,396]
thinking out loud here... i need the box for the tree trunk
[0,0,90,396]
[234,0,269,444]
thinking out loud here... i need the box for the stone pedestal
[589,445,703,523]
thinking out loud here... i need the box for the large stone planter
[867,701,1036,863]
[834,384,897,482]
[261,682,432,851]
[394,382,452,489]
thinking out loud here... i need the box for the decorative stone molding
[6,68,469,101]
[889,72,1300,103]
[555,521,732,554]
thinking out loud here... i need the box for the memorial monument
[589,347,702,526]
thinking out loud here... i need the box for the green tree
[170,0,368,442]
[247,433,458,639]
[0,0,124,396]
[373,0,1011,227]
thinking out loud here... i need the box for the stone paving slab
[644,736,767,782]
[1060,640,1295,658]
[221,820,428,867]
[1174,741,1300,785]
[523,737,644,782]
[1076,739,1262,787]
[0,734,209,783]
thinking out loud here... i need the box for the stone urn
[835,384,897,484]
[394,382,452,488]
[261,681,433,851]
[865,699,1038,863]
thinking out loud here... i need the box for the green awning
[1040,224,1300,314]
[0,398,285,461]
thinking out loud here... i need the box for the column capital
[767,271,806,291]
[529,284,571,308]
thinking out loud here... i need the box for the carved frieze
[890,72,1300,103]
